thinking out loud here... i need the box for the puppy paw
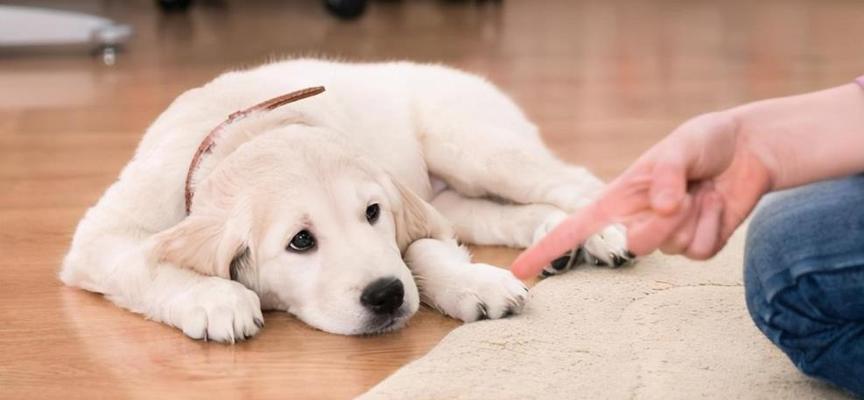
[533,219,635,277]
[583,223,635,268]
[533,210,580,277]
[432,264,528,322]
[169,277,264,343]
[539,247,584,277]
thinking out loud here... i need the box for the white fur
[61,59,630,342]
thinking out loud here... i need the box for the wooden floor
[1,0,862,398]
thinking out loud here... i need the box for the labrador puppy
[60,59,631,342]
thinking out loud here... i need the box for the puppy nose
[360,277,404,315]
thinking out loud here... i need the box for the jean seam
[761,252,864,304]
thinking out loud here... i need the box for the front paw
[533,212,634,277]
[539,247,584,277]
[430,264,528,322]
[583,223,635,268]
[169,277,264,343]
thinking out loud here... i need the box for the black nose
[360,277,404,315]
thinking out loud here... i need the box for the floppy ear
[386,177,455,252]
[150,215,250,279]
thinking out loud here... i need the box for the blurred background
[2,0,864,180]
[1,1,863,398]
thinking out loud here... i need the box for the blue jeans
[745,174,864,397]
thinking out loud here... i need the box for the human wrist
[721,104,780,193]
[726,82,864,191]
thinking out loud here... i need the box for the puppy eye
[287,230,316,252]
[365,203,380,224]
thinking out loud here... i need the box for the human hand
[511,111,773,279]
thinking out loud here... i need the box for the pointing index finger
[510,201,612,279]
[509,175,651,280]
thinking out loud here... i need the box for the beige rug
[360,228,852,399]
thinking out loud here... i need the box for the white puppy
[60,59,631,342]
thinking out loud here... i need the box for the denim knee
[743,176,864,397]
[745,259,864,397]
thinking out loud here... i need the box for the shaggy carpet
[360,228,852,399]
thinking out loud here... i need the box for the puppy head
[151,127,449,335]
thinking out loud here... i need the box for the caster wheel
[158,0,192,12]
[325,0,367,19]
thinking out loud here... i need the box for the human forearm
[514,79,864,275]
[730,82,864,191]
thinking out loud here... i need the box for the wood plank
[1,0,862,398]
